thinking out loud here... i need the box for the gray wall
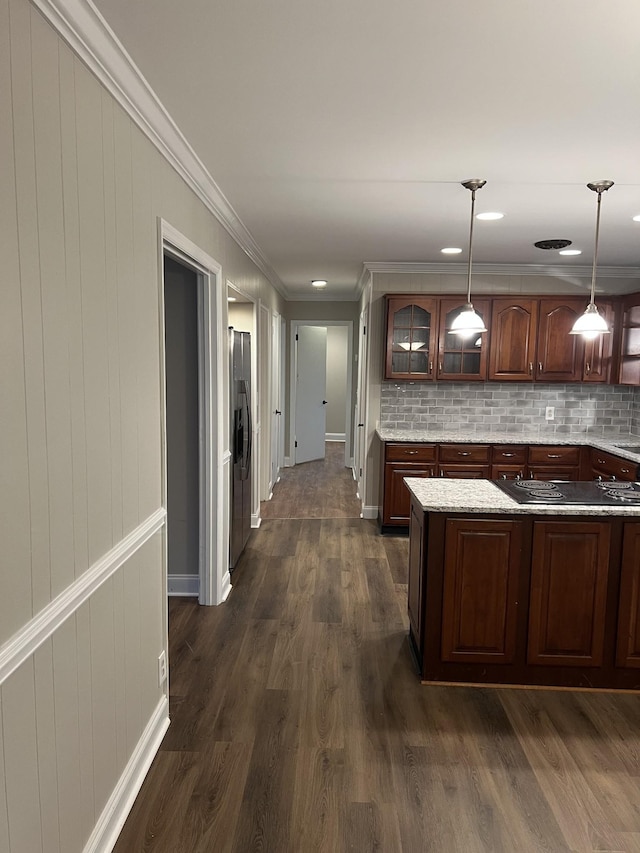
[0,0,283,849]
[325,326,349,437]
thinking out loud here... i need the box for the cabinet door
[439,465,490,479]
[385,297,438,380]
[536,298,585,381]
[616,523,640,668]
[527,466,580,481]
[437,298,490,380]
[492,465,525,480]
[441,518,523,663]
[488,298,538,381]
[383,464,434,525]
[582,301,615,383]
[528,521,610,666]
[408,499,426,650]
[618,294,640,385]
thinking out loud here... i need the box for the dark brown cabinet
[441,518,523,664]
[535,298,585,381]
[488,298,538,381]
[619,293,640,385]
[491,445,527,480]
[436,298,490,381]
[381,443,436,530]
[527,445,581,481]
[438,443,490,479]
[527,520,610,667]
[384,296,438,380]
[616,523,640,667]
[409,501,640,690]
[590,448,638,482]
[583,300,615,383]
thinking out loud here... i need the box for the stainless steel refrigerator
[229,328,252,570]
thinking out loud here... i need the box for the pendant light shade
[570,180,613,337]
[450,179,488,337]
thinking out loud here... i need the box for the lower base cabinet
[409,504,640,690]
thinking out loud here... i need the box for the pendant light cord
[466,188,476,305]
[590,190,602,307]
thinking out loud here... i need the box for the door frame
[288,320,354,468]
[159,219,230,606]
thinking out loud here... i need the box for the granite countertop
[376,427,640,465]
[404,477,640,517]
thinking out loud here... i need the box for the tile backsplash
[380,382,640,436]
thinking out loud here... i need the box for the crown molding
[363,261,640,279]
[31,0,286,297]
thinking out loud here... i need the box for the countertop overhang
[404,477,640,516]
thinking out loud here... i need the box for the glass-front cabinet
[437,298,490,380]
[385,297,438,380]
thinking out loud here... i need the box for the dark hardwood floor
[114,446,640,852]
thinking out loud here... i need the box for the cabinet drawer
[492,445,527,465]
[439,444,490,463]
[590,449,639,481]
[528,445,580,465]
[385,443,436,463]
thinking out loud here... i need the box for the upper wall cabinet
[385,296,490,381]
[437,298,490,381]
[385,296,439,380]
[619,293,640,385]
[384,293,631,384]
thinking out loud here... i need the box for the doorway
[164,256,200,596]
[289,320,353,469]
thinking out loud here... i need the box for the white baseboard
[361,505,378,520]
[325,433,346,442]
[251,513,262,529]
[284,456,293,467]
[167,574,199,596]
[84,696,170,853]
[218,570,232,604]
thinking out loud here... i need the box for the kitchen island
[405,478,640,690]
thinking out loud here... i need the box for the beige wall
[0,0,283,849]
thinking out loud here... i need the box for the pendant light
[569,180,613,339]
[450,179,488,336]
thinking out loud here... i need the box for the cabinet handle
[405,450,418,455]
[457,451,471,457]
[547,454,561,459]
[439,361,443,373]
[597,458,605,464]
[621,468,630,474]
[529,362,533,374]
[586,362,591,374]
[502,452,515,458]
[429,361,433,373]
[611,475,617,481]
[538,362,543,372]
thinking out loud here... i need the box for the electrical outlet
[545,406,555,421]
[158,650,167,687]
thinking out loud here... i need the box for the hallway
[114,451,640,852]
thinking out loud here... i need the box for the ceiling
[92,0,640,300]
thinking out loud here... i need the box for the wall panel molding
[0,507,166,686]
[83,696,170,853]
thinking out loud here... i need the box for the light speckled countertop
[376,427,640,465]
[405,477,640,516]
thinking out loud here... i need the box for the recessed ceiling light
[559,249,582,256]
[311,279,327,288]
[441,247,462,255]
[633,214,640,222]
[227,296,237,302]
[476,212,504,221]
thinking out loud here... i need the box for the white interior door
[295,325,327,464]
[270,311,282,492]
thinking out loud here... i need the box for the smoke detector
[534,239,572,250]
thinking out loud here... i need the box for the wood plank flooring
[114,447,640,852]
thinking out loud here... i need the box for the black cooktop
[494,479,640,505]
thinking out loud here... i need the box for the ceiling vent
[534,239,572,250]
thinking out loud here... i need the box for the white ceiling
[92,0,640,300]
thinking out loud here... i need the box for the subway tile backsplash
[380,382,640,436]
